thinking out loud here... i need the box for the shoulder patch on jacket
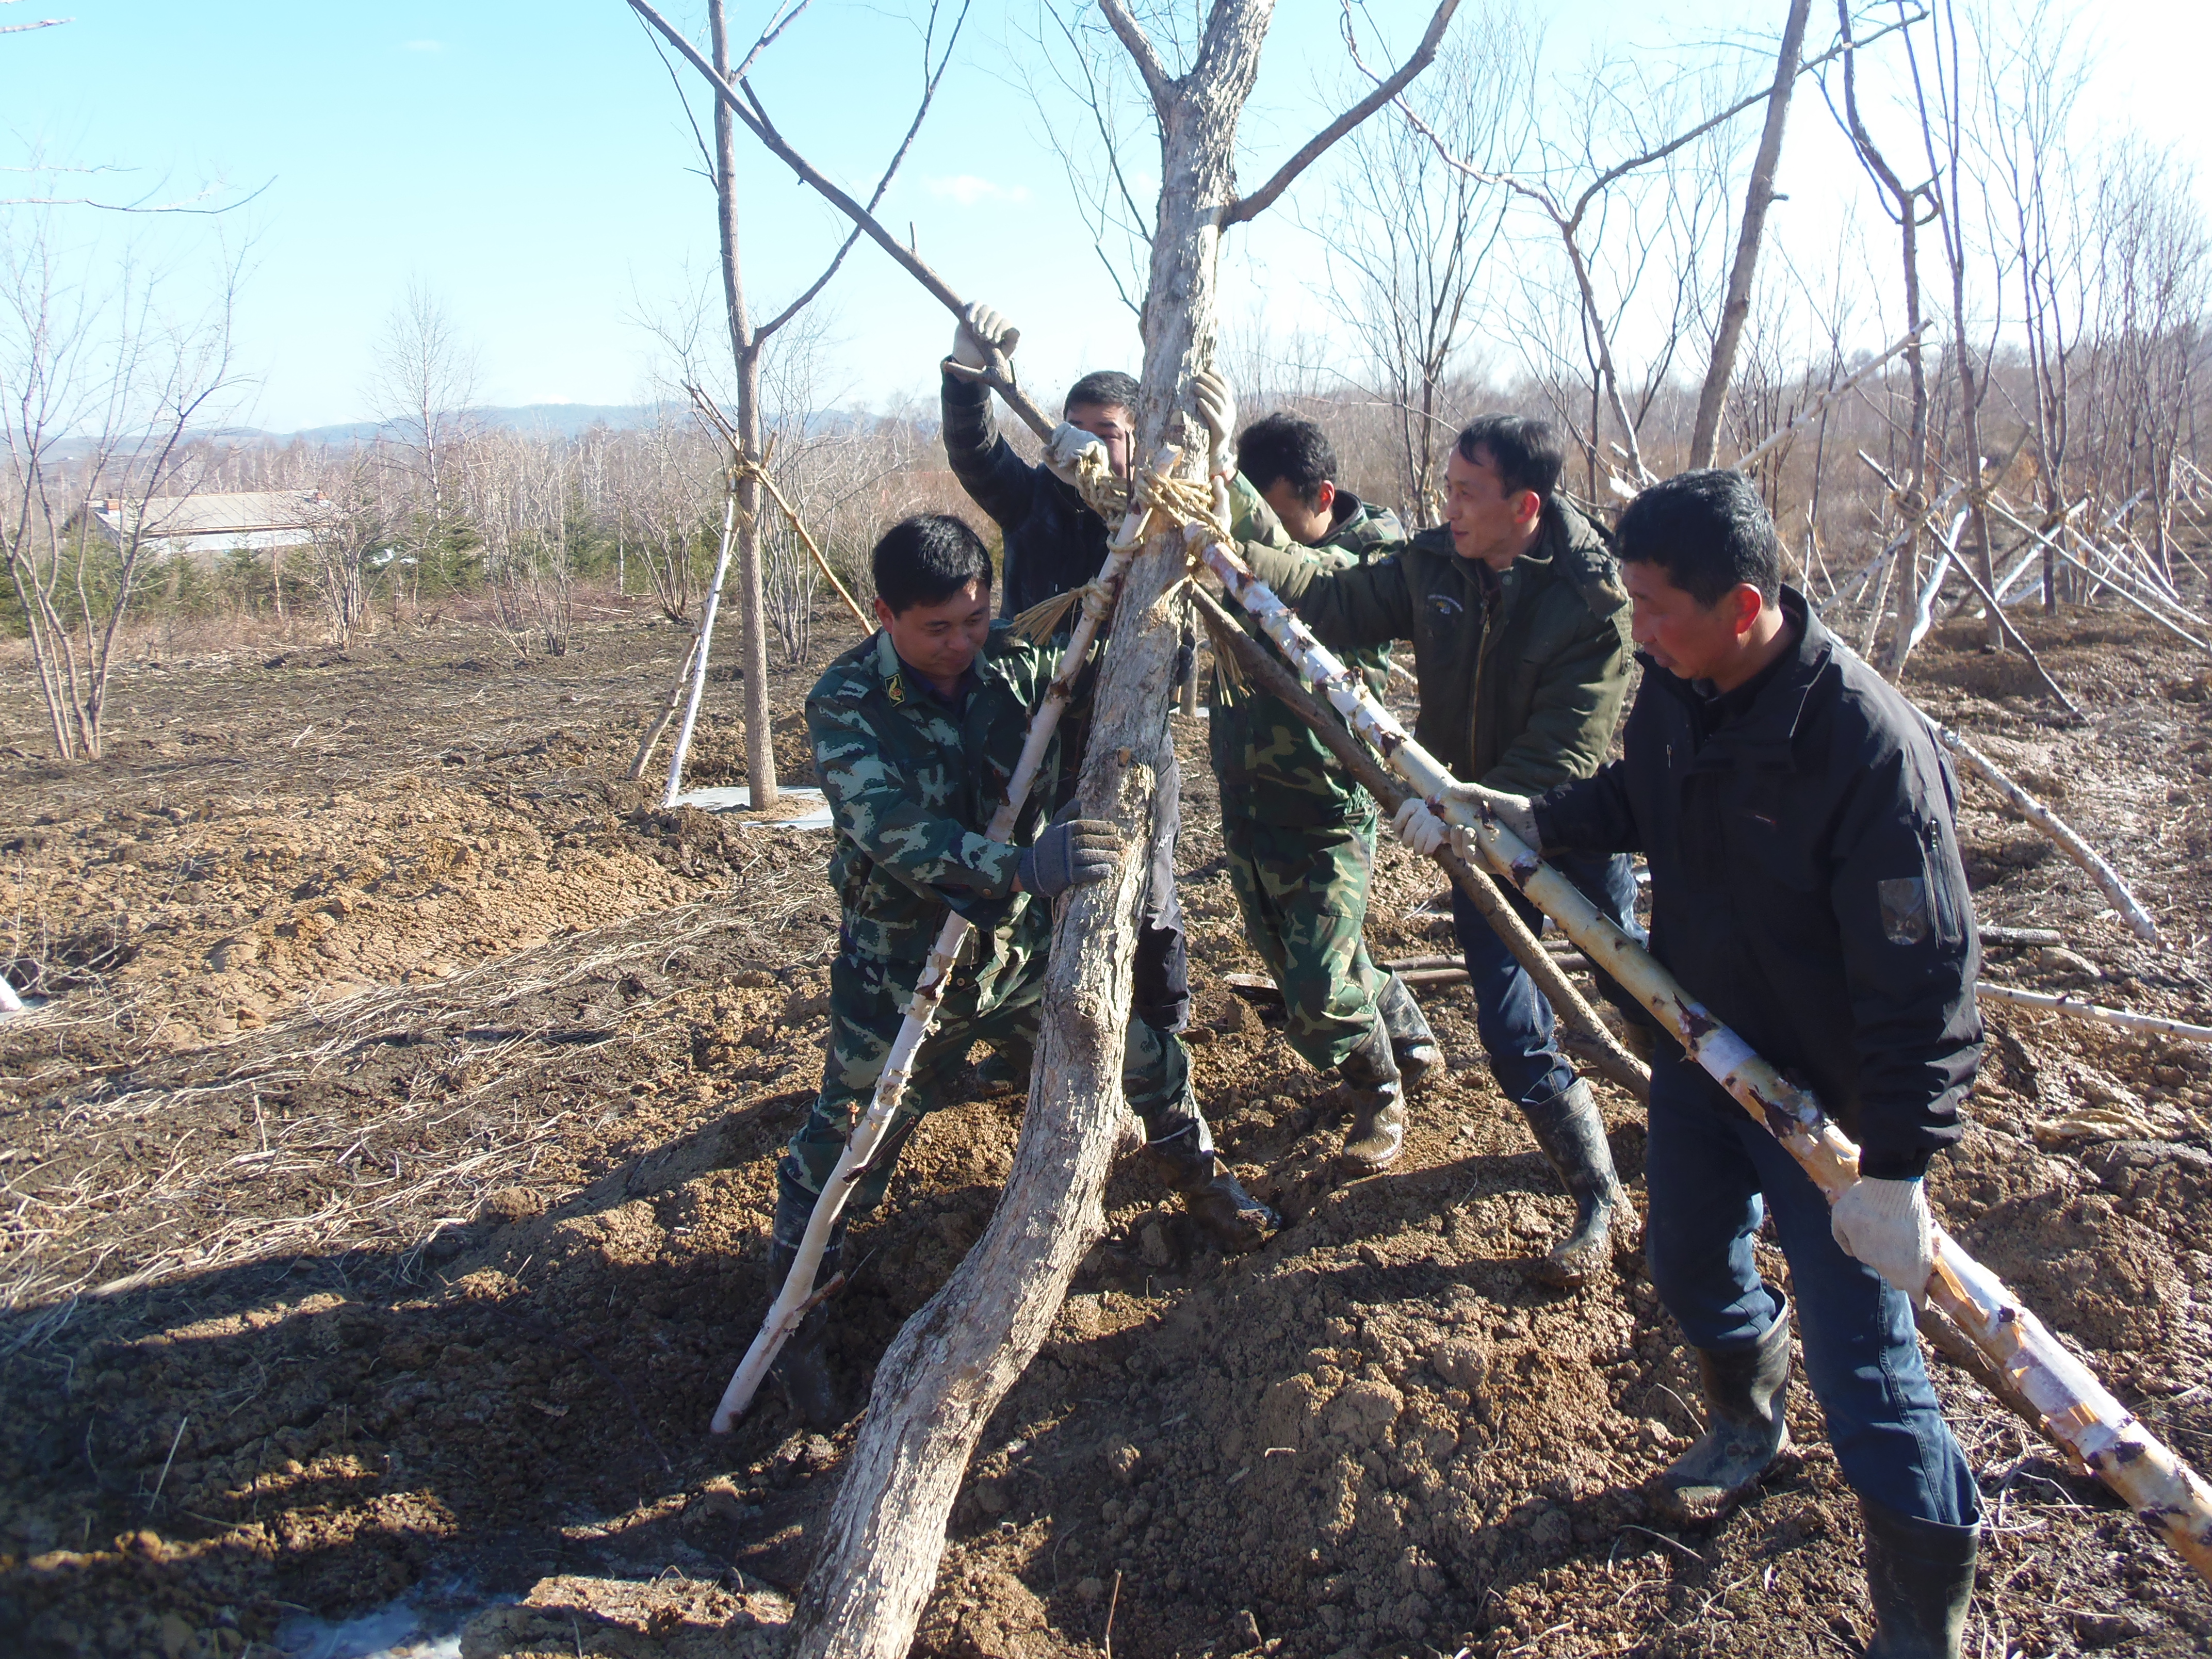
[1554,534,1630,623]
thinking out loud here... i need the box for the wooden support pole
[1733,323,1931,475]
[1976,983,2211,1046]
[1934,725,2161,947]
[627,629,705,782]
[1925,519,2083,716]
[661,476,741,809]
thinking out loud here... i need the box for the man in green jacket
[773,514,1277,1424]
[1238,415,1645,1287]
[1218,412,1440,1170]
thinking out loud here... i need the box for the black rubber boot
[766,1179,846,1427]
[1652,1299,1793,1524]
[970,1047,1027,1099]
[1143,1126,1279,1255]
[1374,971,1442,1092]
[1338,1013,1407,1172]
[1861,1495,1979,1659]
[1520,1078,1634,1288]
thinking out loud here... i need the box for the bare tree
[1823,0,1941,667]
[366,281,482,610]
[1313,22,1527,523]
[1976,0,2090,612]
[625,0,1461,1646]
[638,0,968,812]
[1688,0,1814,468]
[302,453,388,646]
[0,215,243,759]
[2085,141,2208,583]
[616,397,716,622]
[1916,0,2006,649]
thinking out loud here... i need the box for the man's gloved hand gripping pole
[1194,528,2212,1585]
[945,301,1061,447]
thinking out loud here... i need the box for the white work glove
[1830,1176,1937,1306]
[1043,421,1104,486]
[1440,780,1541,853]
[1391,795,1449,857]
[951,302,1018,372]
[1193,367,1235,454]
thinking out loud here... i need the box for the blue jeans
[1644,1054,1981,1527]
[1449,852,1644,1111]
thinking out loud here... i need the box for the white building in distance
[86,491,339,563]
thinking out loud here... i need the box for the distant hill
[45,402,892,461]
[239,403,666,444]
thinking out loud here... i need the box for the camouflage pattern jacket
[1240,499,1632,796]
[1213,493,1403,827]
[806,624,1059,999]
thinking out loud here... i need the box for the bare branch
[624,0,1059,437]
[757,0,971,340]
[0,176,274,215]
[1096,0,1173,110]
[1219,0,1460,228]
[731,0,815,81]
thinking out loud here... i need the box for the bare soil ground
[4,595,2211,1659]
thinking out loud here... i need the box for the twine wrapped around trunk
[1197,533,2212,1585]
[707,448,1163,1432]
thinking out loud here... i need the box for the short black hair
[871,514,993,615]
[1614,469,1782,606]
[1237,412,1338,509]
[1065,370,1138,418]
[1456,414,1564,503]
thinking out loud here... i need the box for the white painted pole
[662,476,741,811]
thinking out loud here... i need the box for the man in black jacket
[1446,470,1982,1657]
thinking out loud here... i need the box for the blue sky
[9,1,2208,433]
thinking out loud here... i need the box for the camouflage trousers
[1222,800,1386,1074]
[780,945,1214,1216]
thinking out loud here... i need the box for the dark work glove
[1017,817,1121,898]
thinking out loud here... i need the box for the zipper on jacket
[1466,575,1502,774]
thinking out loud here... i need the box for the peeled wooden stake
[1198,534,2212,1585]
[1935,725,2161,947]
[1977,983,2212,1045]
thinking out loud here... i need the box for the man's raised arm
[1234,538,1417,652]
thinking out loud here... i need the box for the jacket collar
[1414,501,1578,594]
[870,621,1017,711]
[1651,586,1828,767]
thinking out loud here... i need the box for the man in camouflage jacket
[1239,415,1649,1288]
[770,515,1276,1424]
[1217,413,1441,1172]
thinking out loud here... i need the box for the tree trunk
[712,0,778,811]
[1687,0,1812,469]
[734,349,777,809]
[783,9,1269,1650]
